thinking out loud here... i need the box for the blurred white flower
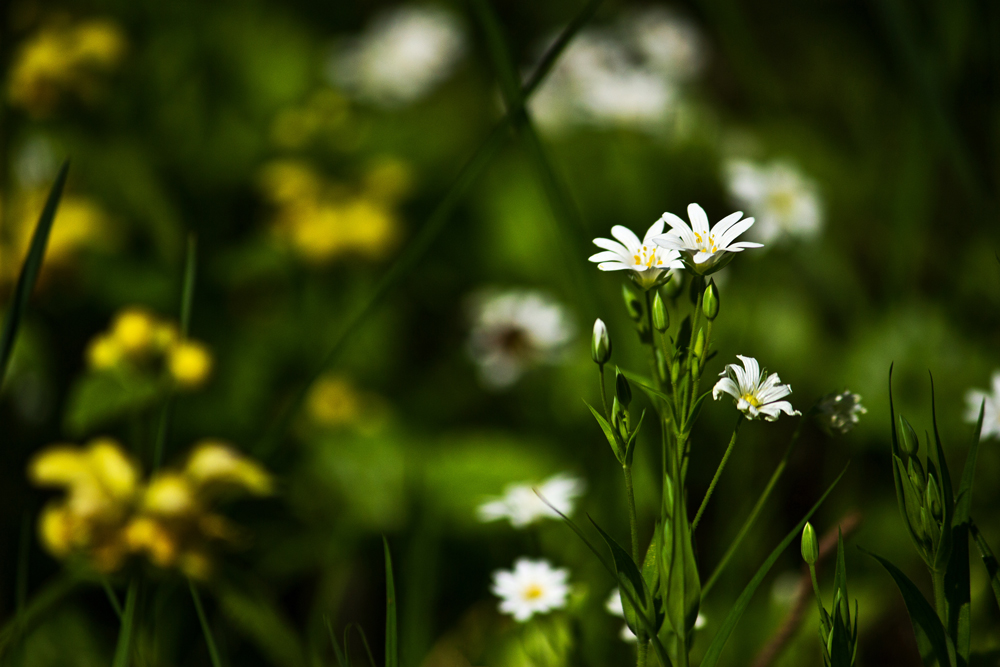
[817,390,867,435]
[589,220,684,289]
[713,355,799,421]
[466,289,574,389]
[965,371,1000,440]
[478,473,584,527]
[606,587,704,641]
[725,160,822,245]
[492,558,570,621]
[328,6,465,107]
[625,7,704,80]
[653,203,762,274]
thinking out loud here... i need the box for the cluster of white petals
[713,355,799,421]
[965,371,1000,440]
[725,159,822,245]
[477,473,584,528]
[491,558,570,621]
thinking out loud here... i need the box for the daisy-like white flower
[713,355,799,421]
[653,203,762,274]
[589,221,684,289]
[965,371,1000,440]
[466,289,574,390]
[606,588,705,641]
[477,473,584,528]
[725,160,822,245]
[492,558,570,621]
[817,390,867,435]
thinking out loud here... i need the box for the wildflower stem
[598,365,610,419]
[692,415,744,533]
[624,466,640,562]
[808,564,825,618]
[189,579,224,667]
[102,578,124,619]
[932,568,947,624]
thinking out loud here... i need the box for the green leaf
[218,584,306,667]
[324,616,349,667]
[889,366,925,551]
[642,525,666,635]
[384,537,398,667]
[64,370,163,436]
[862,548,956,667]
[189,579,224,667]
[955,401,984,525]
[970,521,1000,613]
[0,160,69,387]
[895,454,926,545]
[926,376,955,574]
[699,465,847,667]
[681,391,711,435]
[660,483,700,638]
[111,578,138,667]
[625,408,646,467]
[585,400,623,462]
[590,517,646,634]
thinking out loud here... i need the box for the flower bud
[692,328,705,359]
[612,397,629,442]
[622,284,643,322]
[899,416,919,456]
[591,319,612,365]
[615,368,632,408]
[702,280,719,321]
[654,347,668,384]
[801,522,819,565]
[926,474,942,521]
[652,292,669,332]
[907,457,926,492]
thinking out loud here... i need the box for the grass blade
[111,577,139,667]
[384,537,398,667]
[190,578,224,667]
[970,521,1000,612]
[324,615,349,667]
[0,160,68,386]
[861,548,956,667]
[218,583,306,667]
[699,465,847,667]
[102,578,124,619]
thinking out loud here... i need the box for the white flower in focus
[589,221,684,289]
[606,588,704,641]
[725,160,822,245]
[713,355,799,421]
[478,473,584,527]
[653,203,762,274]
[466,289,574,390]
[492,558,570,622]
[965,371,1000,440]
[328,6,465,107]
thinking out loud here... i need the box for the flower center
[741,393,761,408]
[632,245,665,270]
[523,584,544,600]
[692,232,719,255]
[767,191,795,217]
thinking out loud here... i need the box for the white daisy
[328,6,465,107]
[713,355,799,421]
[653,203,763,274]
[477,473,584,528]
[589,221,684,289]
[492,558,570,622]
[466,289,574,390]
[725,160,822,245]
[965,371,1000,440]
[606,588,704,641]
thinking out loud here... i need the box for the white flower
[492,558,570,621]
[478,473,584,527]
[466,289,574,390]
[653,203,762,274]
[589,221,684,289]
[713,355,799,421]
[965,371,1000,440]
[725,160,822,245]
[625,7,704,81]
[606,588,704,641]
[328,6,465,107]
[817,391,867,435]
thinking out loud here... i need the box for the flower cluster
[258,159,405,264]
[86,307,213,389]
[30,438,272,578]
[8,19,126,117]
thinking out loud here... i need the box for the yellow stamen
[741,394,761,408]
[523,584,544,600]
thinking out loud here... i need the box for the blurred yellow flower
[307,376,363,426]
[111,307,156,354]
[167,340,213,388]
[8,18,126,116]
[184,440,273,496]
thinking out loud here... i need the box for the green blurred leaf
[324,616,349,667]
[970,521,1000,613]
[189,579,224,667]
[0,574,78,659]
[928,375,954,572]
[111,578,138,667]
[64,371,163,437]
[218,584,306,667]
[384,537,398,667]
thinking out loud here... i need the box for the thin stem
[692,416,744,532]
[102,578,124,619]
[624,465,646,667]
[599,365,610,419]
[189,579,224,667]
[808,564,825,618]
[932,568,947,626]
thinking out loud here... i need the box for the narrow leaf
[590,517,646,632]
[384,537,398,667]
[112,578,139,667]
[218,584,306,667]
[585,400,622,461]
[0,160,69,386]
[970,521,1000,612]
[324,616,348,667]
[699,465,848,667]
[625,408,646,467]
[888,366,924,550]
[190,578,224,667]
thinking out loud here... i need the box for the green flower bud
[801,522,819,565]
[654,347,668,384]
[692,328,705,359]
[702,280,720,321]
[622,284,643,322]
[591,319,612,365]
[921,506,940,545]
[612,396,629,442]
[615,367,632,408]
[926,474,942,521]
[662,474,675,517]
[899,416,919,456]
[652,292,669,332]
[907,457,926,492]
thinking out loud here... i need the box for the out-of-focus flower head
[327,5,466,107]
[8,18,126,117]
[29,438,139,572]
[491,558,570,622]
[713,355,799,421]
[530,9,704,133]
[305,374,388,434]
[259,159,402,265]
[478,473,585,527]
[85,306,212,390]
[725,159,823,245]
[817,391,866,435]
[589,220,684,289]
[965,371,1000,440]
[466,288,575,390]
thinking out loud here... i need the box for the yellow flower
[125,516,178,567]
[71,20,127,67]
[86,333,123,369]
[167,340,214,388]
[259,160,323,204]
[340,198,397,259]
[111,307,156,354]
[184,440,273,496]
[143,473,197,516]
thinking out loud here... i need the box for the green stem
[189,579,224,667]
[623,465,646,667]
[692,416,743,532]
[932,568,947,626]
[102,578,123,619]
[599,365,610,419]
